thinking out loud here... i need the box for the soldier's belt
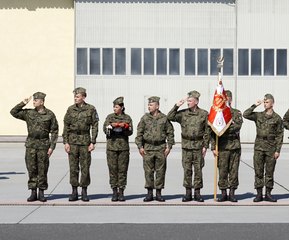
[144,140,166,146]
[28,135,49,140]
[181,135,203,141]
[70,130,90,135]
[257,135,275,141]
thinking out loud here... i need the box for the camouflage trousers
[25,147,49,190]
[217,149,241,190]
[107,150,129,189]
[182,148,204,189]
[68,145,91,188]
[143,150,167,189]
[253,150,276,189]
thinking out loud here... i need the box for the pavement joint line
[16,205,42,224]
[47,170,69,197]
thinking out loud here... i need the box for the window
[238,49,249,75]
[90,48,100,75]
[210,49,221,75]
[169,49,180,75]
[103,48,113,75]
[277,49,287,76]
[157,48,167,75]
[144,48,154,75]
[251,49,261,76]
[77,48,87,75]
[185,49,195,75]
[198,49,208,75]
[264,49,274,76]
[115,48,126,75]
[223,49,233,75]
[131,48,141,75]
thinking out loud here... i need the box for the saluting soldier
[63,87,99,202]
[135,96,175,202]
[103,97,133,201]
[211,90,243,202]
[243,94,284,202]
[10,92,59,202]
[167,91,209,202]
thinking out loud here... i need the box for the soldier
[103,97,133,201]
[283,109,289,130]
[243,94,284,202]
[10,92,59,202]
[63,87,99,202]
[135,96,175,202]
[167,91,209,202]
[211,90,243,202]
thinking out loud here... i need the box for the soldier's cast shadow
[0,171,25,180]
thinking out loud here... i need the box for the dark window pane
[144,48,154,75]
[238,49,248,75]
[197,49,208,75]
[157,48,167,75]
[103,48,113,75]
[115,48,126,75]
[223,49,233,75]
[264,49,274,76]
[277,49,287,75]
[251,49,261,75]
[185,49,195,75]
[131,48,141,75]
[169,49,180,75]
[210,49,221,75]
[77,48,87,75]
[90,48,100,75]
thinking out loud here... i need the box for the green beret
[73,87,86,95]
[113,96,124,105]
[225,90,232,98]
[33,92,46,100]
[264,93,274,102]
[187,90,200,99]
[148,96,160,103]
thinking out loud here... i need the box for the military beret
[33,92,46,100]
[73,87,86,95]
[148,96,160,103]
[113,96,124,105]
[187,90,200,99]
[264,93,274,102]
[225,90,232,98]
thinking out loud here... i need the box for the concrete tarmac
[1,142,289,239]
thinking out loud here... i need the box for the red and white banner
[208,80,232,136]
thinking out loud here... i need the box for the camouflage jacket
[103,113,133,151]
[167,104,209,150]
[63,102,99,145]
[211,108,243,151]
[283,109,289,130]
[10,102,59,150]
[243,104,284,152]
[135,111,175,151]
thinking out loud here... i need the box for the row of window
[76,48,287,76]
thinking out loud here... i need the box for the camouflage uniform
[243,94,283,202]
[63,98,99,189]
[10,93,59,191]
[135,98,175,191]
[103,98,133,191]
[283,109,289,130]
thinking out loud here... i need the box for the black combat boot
[182,188,192,202]
[218,189,228,202]
[155,189,165,202]
[143,188,154,202]
[194,188,204,202]
[27,189,37,202]
[111,187,118,202]
[264,188,277,202]
[69,186,78,201]
[228,188,238,202]
[118,188,125,202]
[81,187,90,202]
[38,189,47,202]
[253,188,263,202]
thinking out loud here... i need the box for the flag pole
[214,135,218,201]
